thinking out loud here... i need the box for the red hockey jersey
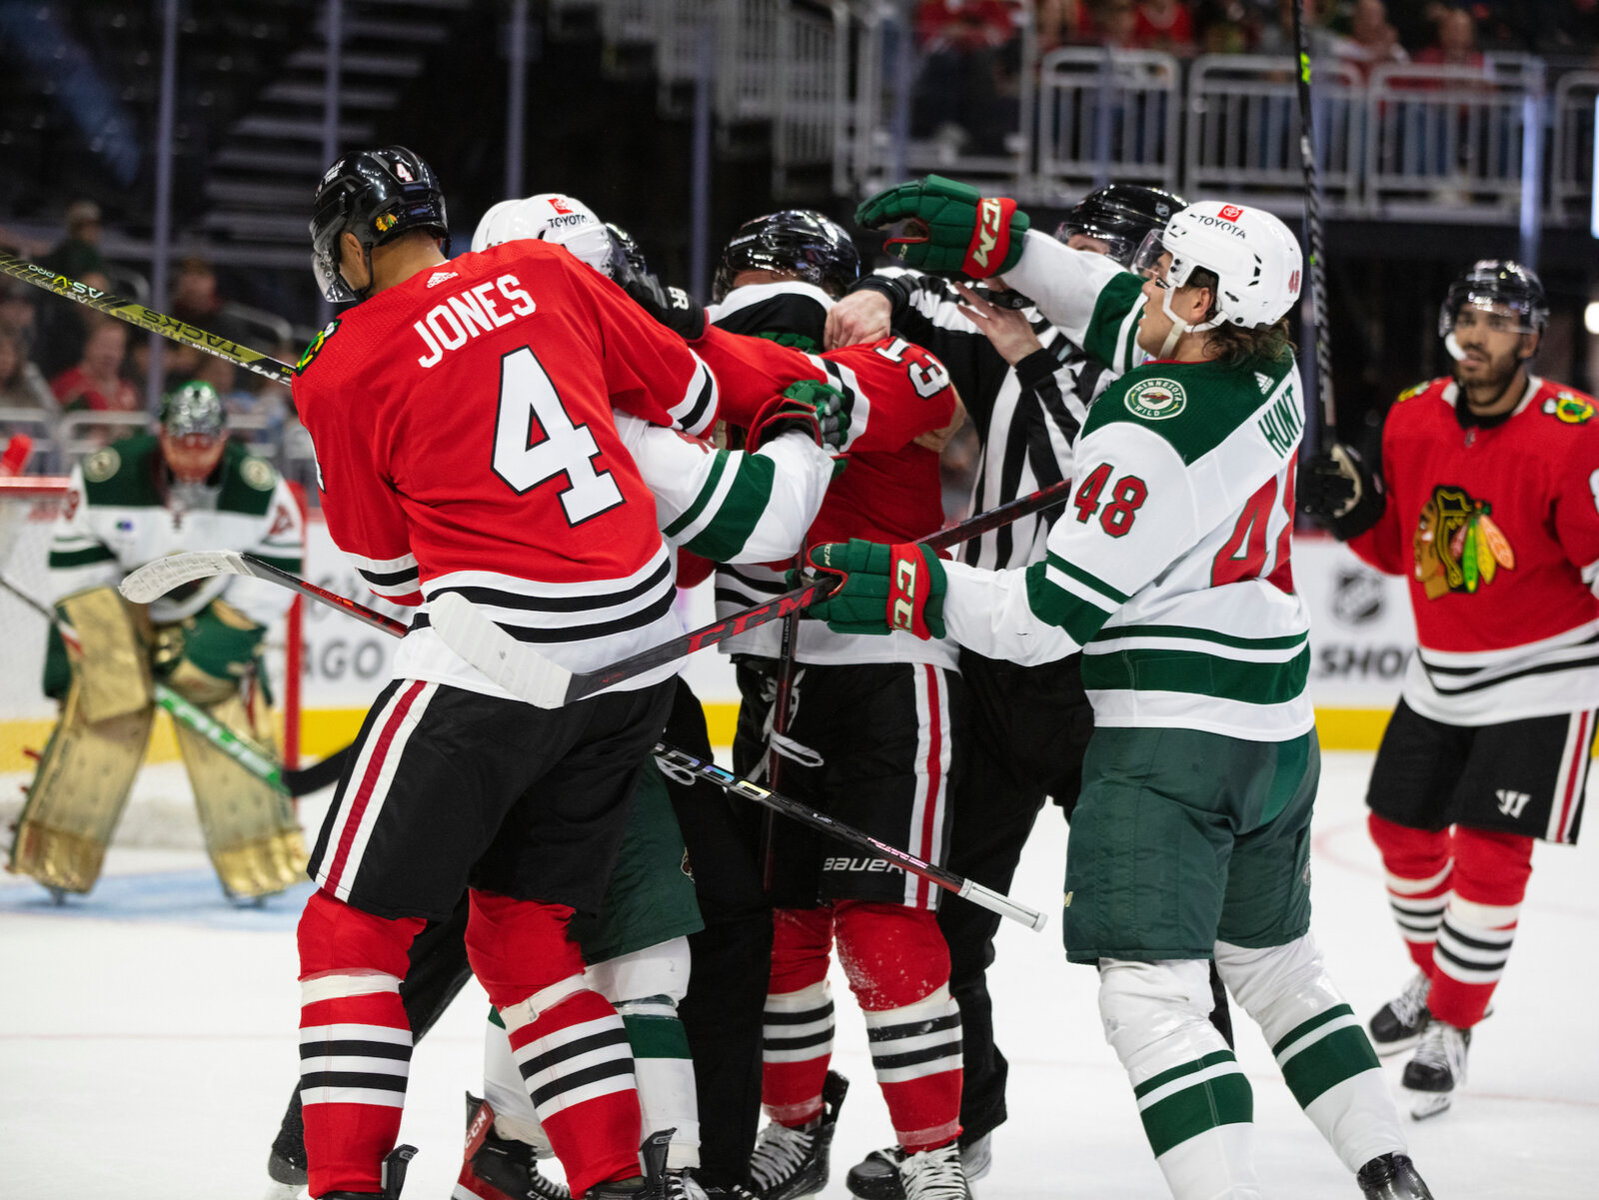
[292,240,720,696]
[1348,374,1599,723]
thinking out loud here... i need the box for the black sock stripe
[300,1070,408,1092]
[299,1040,411,1061]
[763,1003,835,1026]
[530,1059,635,1108]
[520,1028,631,1079]
[866,1013,961,1042]
[870,1041,964,1071]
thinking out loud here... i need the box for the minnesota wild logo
[296,319,340,375]
[1413,484,1514,599]
[1543,391,1595,425]
[1124,378,1187,421]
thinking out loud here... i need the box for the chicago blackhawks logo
[295,319,341,376]
[1413,484,1514,599]
[1543,391,1595,425]
[1124,378,1187,421]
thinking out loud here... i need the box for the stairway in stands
[200,0,472,250]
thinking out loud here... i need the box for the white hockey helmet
[1133,200,1303,330]
[471,192,617,277]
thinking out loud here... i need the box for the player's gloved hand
[854,175,1030,279]
[622,272,707,340]
[161,599,265,705]
[1298,443,1385,540]
[749,380,851,453]
[41,615,72,701]
[802,539,948,639]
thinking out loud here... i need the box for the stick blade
[428,592,572,709]
[119,551,249,602]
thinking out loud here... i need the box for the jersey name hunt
[414,272,538,367]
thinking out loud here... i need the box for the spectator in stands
[1330,0,1409,80]
[41,199,107,279]
[34,268,113,379]
[50,321,138,414]
[0,279,39,357]
[1414,5,1483,68]
[912,0,1021,157]
[0,321,56,422]
[1133,0,1197,53]
[1091,0,1140,47]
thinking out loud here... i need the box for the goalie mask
[713,209,860,302]
[1132,201,1302,356]
[471,193,620,279]
[1439,259,1547,362]
[310,145,448,303]
[1056,183,1187,267]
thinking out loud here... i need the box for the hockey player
[810,176,1435,1200]
[820,185,1241,1200]
[1300,259,1599,1118]
[10,379,305,901]
[689,211,975,1200]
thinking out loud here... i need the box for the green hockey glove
[803,539,947,639]
[162,599,265,704]
[854,175,1030,279]
[749,379,851,453]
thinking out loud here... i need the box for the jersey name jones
[415,273,538,368]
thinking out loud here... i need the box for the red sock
[1368,813,1451,977]
[762,907,836,1124]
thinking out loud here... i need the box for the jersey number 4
[491,346,623,525]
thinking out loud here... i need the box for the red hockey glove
[803,539,947,639]
[854,175,1030,279]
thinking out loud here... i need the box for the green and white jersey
[946,239,1313,742]
[616,415,834,565]
[48,434,305,627]
[1003,231,1149,381]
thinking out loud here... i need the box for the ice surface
[2,752,1594,1199]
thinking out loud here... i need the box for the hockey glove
[161,598,266,705]
[803,539,947,640]
[41,616,71,701]
[622,272,707,340]
[1299,443,1385,540]
[854,175,1030,279]
[749,379,851,453]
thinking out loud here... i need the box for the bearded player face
[1451,303,1534,402]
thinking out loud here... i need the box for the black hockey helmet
[606,223,650,286]
[712,209,860,302]
[1438,259,1548,339]
[310,145,448,303]
[1055,183,1187,267]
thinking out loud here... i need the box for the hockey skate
[845,1133,992,1200]
[584,1129,679,1200]
[747,1071,849,1200]
[321,1144,417,1199]
[1402,1021,1470,1120]
[1368,972,1430,1056]
[897,1143,970,1200]
[263,1146,307,1200]
[454,1093,573,1200]
[1356,1153,1435,1199]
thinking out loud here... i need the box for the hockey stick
[656,744,1047,930]
[1291,0,1336,437]
[432,478,1075,709]
[121,549,410,638]
[123,558,1048,928]
[0,252,297,388]
[0,571,288,790]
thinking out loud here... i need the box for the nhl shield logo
[1124,378,1188,421]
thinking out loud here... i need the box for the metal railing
[772,4,845,195]
[1037,46,1182,201]
[1550,70,1599,227]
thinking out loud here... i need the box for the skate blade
[1372,1033,1423,1058]
[1407,1090,1453,1121]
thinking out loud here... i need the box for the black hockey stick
[0,252,298,388]
[432,478,1074,708]
[1291,0,1336,437]
[123,558,1047,928]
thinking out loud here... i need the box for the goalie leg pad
[176,691,306,898]
[8,682,153,895]
[296,888,424,1197]
[1099,958,1258,1199]
[58,585,155,722]
[1215,936,1402,1173]
[763,907,837,1124]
